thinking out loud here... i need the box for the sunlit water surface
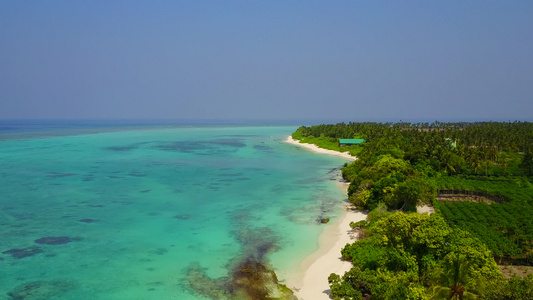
[0,125,347,299]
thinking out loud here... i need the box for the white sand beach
[290,203,367,300]
[285,136,357,161]
[284,136,366,299]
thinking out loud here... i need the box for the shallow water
[0,125,347,299]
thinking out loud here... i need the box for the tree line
[292,121,533,299]
[329,210,532,299]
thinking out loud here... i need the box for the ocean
[0,122,348,299]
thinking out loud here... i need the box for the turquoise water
[0,125,347,299]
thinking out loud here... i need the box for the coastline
[285,136,357,161]
[284,135,366,300]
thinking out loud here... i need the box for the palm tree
[430,253,477,300]
[445,254,470,299]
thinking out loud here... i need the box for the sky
[1,1,532,122]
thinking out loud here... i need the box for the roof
[339,139,365,144]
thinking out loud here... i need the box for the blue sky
[1,1,532,122]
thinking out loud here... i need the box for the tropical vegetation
[292,121,533,299]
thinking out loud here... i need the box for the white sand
[285,136,357,161]
[417,205,435,215]
[284,136,366,299]
[289,204,367,300]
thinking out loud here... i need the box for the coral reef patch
[79,219,94,223]
[34,236,82,245]
[2,247,43,259]
[186,258,296,300]
[7,280,77,300]
[78,219,95,223]
[185,226,296,299]
[174,214,190,220]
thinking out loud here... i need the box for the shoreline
[284,136,366,300]
[285,136,357,161]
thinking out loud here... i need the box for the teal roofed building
[339,139,365,146]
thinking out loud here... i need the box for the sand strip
[285,136,357,161]
[284,136,366,299]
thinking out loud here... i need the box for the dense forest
[292,122,533,299]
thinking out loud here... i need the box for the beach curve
[284,136,366,299]
[285,136,357,161]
